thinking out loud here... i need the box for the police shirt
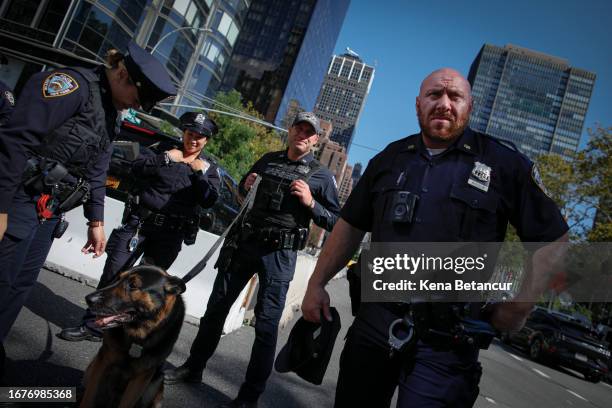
[241,151,340,232]
[0,80,15,126]
[341,128,568,243]
[131,148,220,216]
[0,68,117,222]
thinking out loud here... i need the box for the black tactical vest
[248,153,321,229]
[34,67,111,178]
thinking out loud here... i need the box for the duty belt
[241,224,309,250]
[131,206,197,232]
[383,303,495,352]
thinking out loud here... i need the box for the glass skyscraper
[0,0,249,116]
[468,44,596,159]
[219,0,350,124]
[313,50,374,152]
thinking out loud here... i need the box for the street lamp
[151,27,213,54]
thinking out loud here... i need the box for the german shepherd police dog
[80,265,186,408]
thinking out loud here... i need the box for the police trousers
[0,195,58,342]
[335,303,482,408]
[185,241,294,402]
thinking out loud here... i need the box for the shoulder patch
[4,90,15,106]
[531,164,551,198]
[42,72,80,98]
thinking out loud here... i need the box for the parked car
[501,308,610,383]
[105,113,240,235]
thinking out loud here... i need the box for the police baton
[181,176,261,284]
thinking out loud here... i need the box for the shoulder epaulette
[478,132,519,153]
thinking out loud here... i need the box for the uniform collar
[97,67,115,111]
[283,149,314,165]
[403,127,480,156]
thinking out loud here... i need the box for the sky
[332,0,612,167]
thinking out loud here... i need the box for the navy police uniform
[0,80,15,126]
[335,128,568,407]
[59,113,220,341]
[171,149,340,402]
[0,42,176,347]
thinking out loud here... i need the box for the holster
[24,157,91,214]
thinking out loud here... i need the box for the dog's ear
[165,275,186,295]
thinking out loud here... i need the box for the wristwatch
[87,220,104,227]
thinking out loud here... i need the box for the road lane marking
[507,353,523,362]
[566,390,588,401]
[602,382,612,389]
[485,397,497,404]
[531,368,551,379]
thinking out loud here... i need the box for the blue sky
[332,0,612,166]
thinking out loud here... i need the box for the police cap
[124,41,177,113]
[179,111,218,138]
[274,307,341,385]
[292,111,321,135]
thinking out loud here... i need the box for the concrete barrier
[45,196,320,334]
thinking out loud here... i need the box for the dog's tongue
[95,314,123,327]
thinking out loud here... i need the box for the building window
[4,0,39,25]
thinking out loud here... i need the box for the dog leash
[182,176,261,284]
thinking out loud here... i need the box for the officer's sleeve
[0,72,86,213]
[131,152,168,177]
[340,158,377,232]
[510,156,569,241]
[191,162,220,209]
[83,142,113,221]
[310,171,340,231]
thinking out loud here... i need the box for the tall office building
[468,44,596,159]
[220,0,350,124]
[313,49,374,152]
[0,0,249,116]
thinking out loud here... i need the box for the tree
[205,91,283,181]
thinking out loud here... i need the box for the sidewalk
[2,268,354,407]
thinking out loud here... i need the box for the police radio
[390,191,419,223]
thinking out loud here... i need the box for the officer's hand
[166,149,183,163]
[190,158,210,173]
[302,283,332,323]
[0,213,7,241]
[82,226,106,258]
[290,179,314,207]
[490,301,533,332]
[244,173,258,191]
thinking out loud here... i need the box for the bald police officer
[302,68,569,407]
[0,42,176,374]
[165,112,341,408]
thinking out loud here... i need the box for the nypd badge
[296,165,311,175]
[467,161,491,192]
[42,73,79,98]
[195,113,206,125]
[4,90,14,106]
[531,164,551,197]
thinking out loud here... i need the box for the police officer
[0,42,176,369]
[302,68,569,407]
[164,112,341,408]
[58,111,220,341]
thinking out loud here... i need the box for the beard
[417,110,470,145]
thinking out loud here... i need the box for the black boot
[57,325,102,342]
[163,364,203,384]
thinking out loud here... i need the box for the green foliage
[204,91,284,181]
[504,124,612,242]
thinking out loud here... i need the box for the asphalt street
[2,268,611,407]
